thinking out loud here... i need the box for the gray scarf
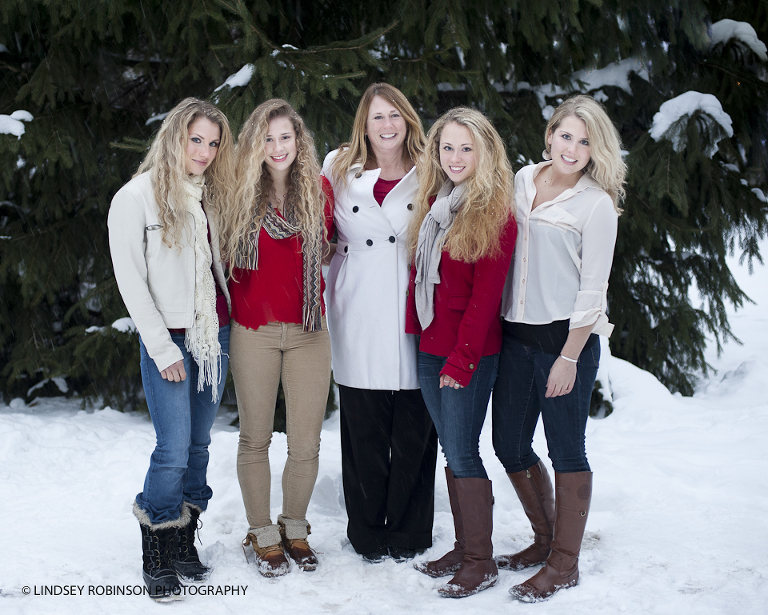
[414,180,466,329]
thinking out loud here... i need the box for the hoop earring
[542,149,551,161]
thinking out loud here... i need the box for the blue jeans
[418,352,499,479]
[492,332,599,474]
[136,325,230,524]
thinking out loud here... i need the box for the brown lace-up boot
[278,515,318,572]
[242,524,290,578]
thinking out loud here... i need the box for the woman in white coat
[323,82,437,562]
[108,98,234,600]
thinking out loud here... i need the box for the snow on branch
[649,92,733,157]
[214,64,255,92]
[146,112,168,126]
[710,19,768,61]
[111,317,136,333]
[0,110,33,138]
[513,58,649,117]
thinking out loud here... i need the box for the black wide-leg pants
[338,385,438,554]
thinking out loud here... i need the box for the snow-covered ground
[2,245,768,615]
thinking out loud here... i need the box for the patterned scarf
[183,175,222,402]
[414,180,466,329]
[235,201,324,332]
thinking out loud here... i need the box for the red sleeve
[321,175,335,238]
[440,217,517,386]
[405,262,422,335]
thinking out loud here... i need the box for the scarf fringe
[183,176,222,402]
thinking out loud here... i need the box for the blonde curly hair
[220,99,325,268]
[544,95,627,210]
[408,107,514,263]
[329,83,426,189]
[134,97,235,247]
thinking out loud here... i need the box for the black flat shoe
[361,547,389,563]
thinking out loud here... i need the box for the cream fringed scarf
[183,175,222,402]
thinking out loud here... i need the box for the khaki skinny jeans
[230,319,331,531]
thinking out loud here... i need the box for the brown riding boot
[414,467,465,578]
[438,477,498,598]
[496,460,555,571]
[510,471,592,602]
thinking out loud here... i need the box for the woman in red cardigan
[406,107,516,598]
[219,99,332,578]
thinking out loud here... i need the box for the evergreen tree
[1,0,766,409]
[0,0,239,407]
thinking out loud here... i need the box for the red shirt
[373,177,400,205]
[406,213,517,386]
[229,178,334,330]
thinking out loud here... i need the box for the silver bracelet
[559,354,578,363]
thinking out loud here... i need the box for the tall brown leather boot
[496,460,555,570]
[438,477,498,598]
[510,471,592,602]
[414,467,464,578]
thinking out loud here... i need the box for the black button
[354,171,363,178]
[389,236,395,243]
[366,239,373,246]
[353,206,359,213]
[407,203,414,210]
[344,246,348,253]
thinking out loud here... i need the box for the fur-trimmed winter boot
[438,477,498,598]
[510,471,592,602]
[278,515,318,572]
[242,524,291,578]
[173,502,211,583]
[414,467,465,578]
[134,502,187,601]
[496,460,555,570]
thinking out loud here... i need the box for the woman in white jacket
[323,83,437,562]
[108,98,235,601]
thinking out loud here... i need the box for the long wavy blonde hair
[544,95,627,211]
[220,99,325,268]
[134,97,235,247]
[408,107,514,263]
[329,83,426,189]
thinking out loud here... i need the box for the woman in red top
[219,99,332,577]
[406,107,516,598]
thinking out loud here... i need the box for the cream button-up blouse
[501,161,618,337]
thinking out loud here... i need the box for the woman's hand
[545,357,577,398]
[161,360,187,382]
[440,374,463,390]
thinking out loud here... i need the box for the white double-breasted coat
[322,150,420,390]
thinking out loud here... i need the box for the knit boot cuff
[278,514,310,540]
[250,524,282,548]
